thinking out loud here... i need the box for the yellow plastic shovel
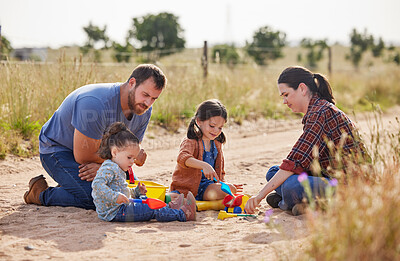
[217,210,257,220]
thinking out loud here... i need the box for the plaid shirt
[280,95,364,177]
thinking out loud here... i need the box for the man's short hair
[128,64,167,90]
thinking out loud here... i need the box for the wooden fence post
[0,25,2,60]
[328,46,332,77]
[202,41,208,78]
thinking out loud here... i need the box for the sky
[0,0,399,49]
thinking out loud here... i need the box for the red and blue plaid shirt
[280,95,365,177]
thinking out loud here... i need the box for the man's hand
[134,149,147,166]
[78,163,101,181]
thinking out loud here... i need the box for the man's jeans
[40,151,95,210]
[113,199,186,222]
[266,165,328,210]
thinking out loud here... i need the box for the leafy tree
[346,28,374,68]
[80,22,109,62]
[128,12,185,61]
[112,41,133,63]
[212,44,239,65]
[0,35,13,60]
[393,53,400,66]
[299,38,328,68]
[371,37,385,58]
[245,26,286,65]
[82,22,109,49]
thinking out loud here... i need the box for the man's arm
[73,129,103,181]
[73,129,103,164]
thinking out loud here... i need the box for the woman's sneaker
[266,192,282,208]
[292,203,307,216]
[180,192,196,221]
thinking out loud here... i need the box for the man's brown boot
[23,175,49,205]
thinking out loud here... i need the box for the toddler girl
[92,122,196,222]
[169,99,242,203]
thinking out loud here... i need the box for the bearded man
[24,64,167,209]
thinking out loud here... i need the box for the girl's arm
[92,168,123,204]
[185,157,219,181]
[244,169,293,214]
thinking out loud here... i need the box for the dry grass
[1,46,399,157]
[301,112,400,261]
[1,46,400,259]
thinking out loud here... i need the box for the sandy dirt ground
[0,107,398,261]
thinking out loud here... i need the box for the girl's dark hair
[277,66,335,104]
[127,64,167,90]
[98,122,139,159]
[187,99,228,144]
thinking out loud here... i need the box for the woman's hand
[116,194,129,204]
[78,163,101,181]
[244,194,263,214]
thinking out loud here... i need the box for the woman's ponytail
[313,73,335,104]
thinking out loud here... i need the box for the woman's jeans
[39,151,95,210]
[266,165,328,211]
[113,199,186,222]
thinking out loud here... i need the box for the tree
[128,12,185,61]
[346,28,374,68]
[0,35,13,60]
[112,41,133,63]
[211,44,240,65]
[393,53,400,66]
[299,38,328,68]
[80,22,109,62]
[371,37,385,58]
[82,22,109,49]
[245,26,286,65]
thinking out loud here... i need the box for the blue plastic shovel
[201,170,234,196]
[213,177,234,197]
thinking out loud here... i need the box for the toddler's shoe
[168,193,184,209]
[180,191,196,221]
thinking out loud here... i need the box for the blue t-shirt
[39,83,152,154]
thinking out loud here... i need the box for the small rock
[24,245,34,251]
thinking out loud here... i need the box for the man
[24,64,167,209]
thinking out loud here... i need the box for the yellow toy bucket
[127,180,168,201]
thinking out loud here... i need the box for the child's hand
[202,164,218,181]
[134,149,147,167]
[137,182,147,195]
[233,184,244,193]
[116,193,129,204]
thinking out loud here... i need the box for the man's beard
[127,88,149,119]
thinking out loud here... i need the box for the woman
[245,66,367,215]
